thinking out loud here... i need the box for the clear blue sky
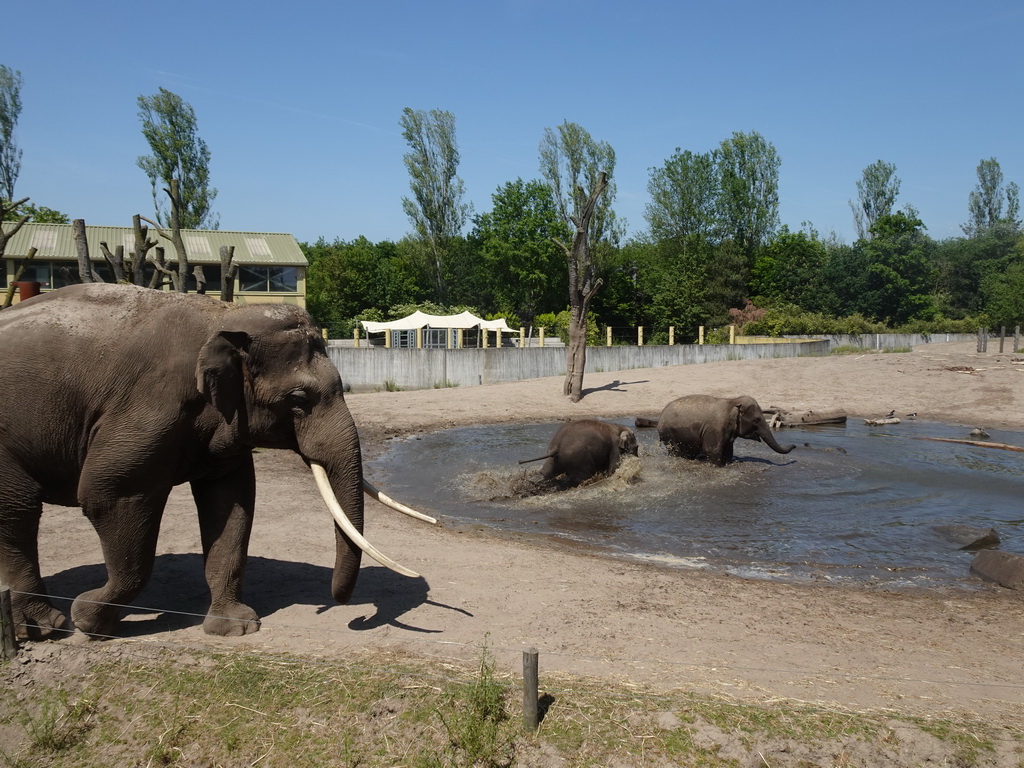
[6,1,1022,246]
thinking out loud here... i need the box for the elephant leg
[73,492,169,637]
[0,469,69,639]
[191,460,260,636]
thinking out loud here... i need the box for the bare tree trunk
[168,179,189,292]
[2,247,37,308]
[558,172,608,403]
[72,219,98,283]
[131,214,156,286]
[99,242,127,283]
[219,245,238,302]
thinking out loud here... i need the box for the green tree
[304,237,422,335]
[858,211,936,324]
[962,157,1020,237]
[980,241,1024,328]
[644,149,718,244]
[2,201,69,223]
[850,160,900,240]
[400,107,470,304]
[539,121,618,402]
[0,64,23,204]
[137,87,218,230]
[471,178,568,326]
[638,236,713,340]
[751,226,829,310]
[715,131,780,257]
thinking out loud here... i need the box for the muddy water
[367,418,1024,590]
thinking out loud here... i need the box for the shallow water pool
[367,418,1024,590]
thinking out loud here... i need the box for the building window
[424,328,455,348]
[239,265,297,293]
[391,329,415,348]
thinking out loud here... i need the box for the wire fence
[8,587,1024,703]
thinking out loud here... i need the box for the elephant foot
[14,599,69,641]
[203,603,261,636]
[70,592,123,639]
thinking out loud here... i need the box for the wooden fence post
[1015,326,1021,353]
[606,326,612,347]
[669,326,674,346]
[0,585,17,660]
[522,647,539,732]
[637,326,644,346]
[1000,326,1006,353]
[699,326,705,345]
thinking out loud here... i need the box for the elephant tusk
[310,463,420,578]
[362,479,437,524]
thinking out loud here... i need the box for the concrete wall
[328,340,831,392]
[781,333,977,350]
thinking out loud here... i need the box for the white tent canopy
[361,310,512,334]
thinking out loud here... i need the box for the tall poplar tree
[400,107,470,304]
[963,157,1020,237]
[539,121,619,402]
[137,88,218,292]
[0,64,23,205]
[850,160,900,241]
[137,88,218,231]
[716,131,780,256]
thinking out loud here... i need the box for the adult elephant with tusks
[519,418,639,486]
[0,283,435,640]
[639,394,796,466]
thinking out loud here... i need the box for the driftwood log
[765,407,847,429]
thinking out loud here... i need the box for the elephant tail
[518,451,556,465]
[634,417,659,429]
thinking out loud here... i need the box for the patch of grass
[433,641,514,767]
[883,345,912,353]
[1,645,1021,767]
[383,379,401,392]
[433,379,460,389]
[830,344,875,355]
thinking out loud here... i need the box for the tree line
[309,110,1022,342]
[2,65,1021,343]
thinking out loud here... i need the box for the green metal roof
[1,222,308,266]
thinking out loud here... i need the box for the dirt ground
[26,340,1024,729]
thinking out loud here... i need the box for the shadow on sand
[43,553,470,639]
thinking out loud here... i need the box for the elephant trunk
[757,421,797,455]
[297,400,367,604]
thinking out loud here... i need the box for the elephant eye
[286,389,312,414]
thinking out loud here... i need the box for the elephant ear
[196,331,252,422]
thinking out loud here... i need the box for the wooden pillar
[416,327,423,349]
[729,325,735,344]
[519,326,526,348]
[353,328,360,348]
[457,329,464,349]
[385,331,392,349]
[606,326,612,346]
[637,326,644,346]
[669,326,675,346]
[539,327,545,348]
[699,326,705,345]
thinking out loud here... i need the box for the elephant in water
[0,283,435,640]
[638,394,796,466]
[519,418,639,486]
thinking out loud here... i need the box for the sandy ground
[31,340,1024,725]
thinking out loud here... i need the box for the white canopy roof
[361,310,512,334]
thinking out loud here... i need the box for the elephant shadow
[44,554,454,639]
